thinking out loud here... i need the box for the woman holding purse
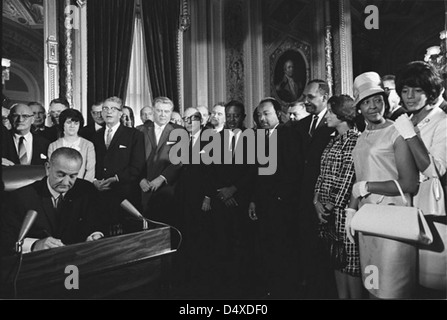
[346,72,419,299]
[313,95,362,299]
[394,61,447,296]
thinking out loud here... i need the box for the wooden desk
[0,226,176,299]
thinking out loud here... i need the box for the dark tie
[231,134,236,156]
[54,194,64,233]
[309,115,318,137]
[18,136,27,164]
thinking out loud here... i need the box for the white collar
[14,131,32,141]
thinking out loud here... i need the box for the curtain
[125,16,153,126]
[141,0,180,110]
[87,0,135,122]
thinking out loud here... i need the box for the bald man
[2,103,50,166]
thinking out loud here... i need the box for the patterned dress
[314,128,360,276]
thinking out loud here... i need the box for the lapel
[36,178,58,234]
[31,133,41,163]
[144,122,157,159]
[108,124,123,150]
[316,110,328,131]
[156,123,171,153]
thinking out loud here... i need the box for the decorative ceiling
[2,0,44,28]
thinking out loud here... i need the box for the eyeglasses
[11,114,34,120]
[182,114,201,123]
[91,111,102,116]
[102,106,122,112]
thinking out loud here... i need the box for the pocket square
[40,153,47,159]
[119,145,127,149]
[166,141,176,145]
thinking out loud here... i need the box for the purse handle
[377,180,408,205]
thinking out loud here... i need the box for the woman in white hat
[345,71,419,299]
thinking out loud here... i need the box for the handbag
[350,180,433,245]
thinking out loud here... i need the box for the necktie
[105,128,113,149]
[231,134,236,156]
[54,194,64,233]
[309,115,318,137]
[18,136,27,164]
[155,126,162,145]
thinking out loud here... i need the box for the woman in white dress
[48,109,96,182]
[394,61,447,297]
[346,72,419,299]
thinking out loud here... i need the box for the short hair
[224,100,246,115]
[396,61,443,105]
[153,97,174,110]
[50,98,70,109]
[92,101,103,108]
[9,103,30,116]
[381,74,396,83]
[140,106,153,115]
[307,79,330,96]
[28,101,44,110]
[258,97,282,113]
[58,108,84,134]
[327,95,356,127]
[50,147,83,165]
[103,96,123,109]
[213,102,226,108]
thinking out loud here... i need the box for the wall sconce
[2,58,11,85]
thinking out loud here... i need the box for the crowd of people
[1,60,446,299]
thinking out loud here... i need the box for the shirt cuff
[86,232,104,241]
[159,175,167,184]
[114,174,120,182]
[23,238,39,254]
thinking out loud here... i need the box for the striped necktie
[18,136,27,164]
[105,128,113,149]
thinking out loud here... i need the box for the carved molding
[65,0,73,107]
[338,0,353,96]
[44,0,59,106]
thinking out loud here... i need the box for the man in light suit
[2,103,50,166]
[296,79,337,299]
[139,97,183,226]
[92,96,145,226]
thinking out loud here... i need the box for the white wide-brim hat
[353,71,384,107]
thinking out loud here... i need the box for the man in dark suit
[296,79,337,299]
[2,103,49,166]
[139,97,183,226]
[0,148,103,256]
[28,102,54,142]
[92,96,145,226]
[249,97,304,299]
[79,101,105,142]
[204,100,258,298]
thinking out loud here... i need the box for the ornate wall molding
[65,0,73,108]
[44,0,59,107]
[337,0,353,96]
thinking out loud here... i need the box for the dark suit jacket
[296,112,335,219]
[93,124,145,192]
[0,177,101,256]
[205,129,257,204]
[253,123,304,207]
[2,131,50,165]
[32,126,58,143]
[79,123,104,142]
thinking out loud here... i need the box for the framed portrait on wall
[270,39,311,105]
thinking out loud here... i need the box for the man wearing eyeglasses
[139,97,183,226]
[44,98,69,142]
[92,96,145,226]
[2,103,50,166]
[79,101,105,142]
